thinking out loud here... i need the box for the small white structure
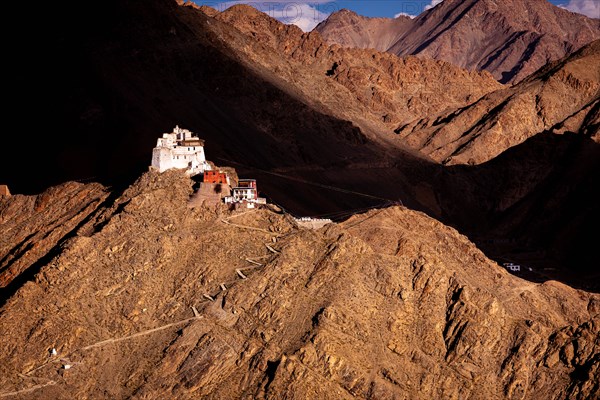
[150,126,212,176]
[294,217,333,230]
[503,262,521,272]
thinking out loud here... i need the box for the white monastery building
[150,126,268,210]
[150,126,212,175]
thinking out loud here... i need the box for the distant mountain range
[316,0,600,83]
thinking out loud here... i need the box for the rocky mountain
[316,0,600,84]
[0,170,598,399]
[1,1,599,397]
[395,39,600,165]
[210,4,502,140]
[3,0,598,289]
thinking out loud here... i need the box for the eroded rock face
[317,0,600,84]
[0,181,109,289]
[0,171,597,399]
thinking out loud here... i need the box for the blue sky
[193,0,599,31]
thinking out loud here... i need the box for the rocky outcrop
[317,0,600,84]
[0,185,10,197]
[0,171,597,399]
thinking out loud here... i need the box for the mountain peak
[315,7,413,51]
[318,0,600,83]
[221,3,266,17]
[335,8,358,16]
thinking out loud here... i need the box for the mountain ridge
[394,39,600,165]
[312,8,412,52]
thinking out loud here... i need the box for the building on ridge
[224,179,267,209]
[503,262,521,272]
[203,170,231,186]
[294,217,333,230]
[150,125,212,176]
[149,127,267,209]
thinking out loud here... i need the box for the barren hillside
[0,171,598,399]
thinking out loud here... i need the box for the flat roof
[179,139,204,146]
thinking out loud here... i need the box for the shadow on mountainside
[2,0,597,293]
[227,132,600,293]
[442,132,600,293]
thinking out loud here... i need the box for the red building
[203,170,230,185]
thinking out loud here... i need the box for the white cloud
[560,0,600,19]
[272,3,331,31]
[394,12,416,19]
[393,0,442,18]
[424,0,445,11]
[212,1,332,31]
